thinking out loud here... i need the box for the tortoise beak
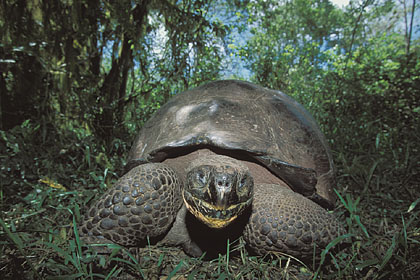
[211,173,235,209]
[182,190,251,228]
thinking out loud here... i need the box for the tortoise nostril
[216,179,231,188]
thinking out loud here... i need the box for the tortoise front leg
[244,183,343,257]
[79,163,183,248]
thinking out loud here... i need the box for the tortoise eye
[196,171,207,185]
[239,176,247,189]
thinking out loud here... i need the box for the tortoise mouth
[182,190,252,228]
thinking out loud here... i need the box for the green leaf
[407,197,420,213]
[167,260,183,279]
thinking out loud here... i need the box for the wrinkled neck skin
[158,204,253,258]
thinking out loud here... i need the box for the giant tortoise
[79,80,343,258]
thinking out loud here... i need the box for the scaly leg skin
[244,184,344,258]
[79,163,183,250]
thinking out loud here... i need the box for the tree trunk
[93,1,150,145]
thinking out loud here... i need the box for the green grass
[1,124,419,279]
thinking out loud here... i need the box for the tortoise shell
[127,80,336,209]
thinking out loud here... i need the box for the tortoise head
[183,155,254,228]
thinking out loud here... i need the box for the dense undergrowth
[1,95,419,279]
[1,1,419,278]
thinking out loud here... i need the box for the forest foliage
[1,0,419,278]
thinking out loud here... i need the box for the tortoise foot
[244,184,344,257]
[79,163,183,247]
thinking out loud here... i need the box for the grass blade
[0,218,42,279]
